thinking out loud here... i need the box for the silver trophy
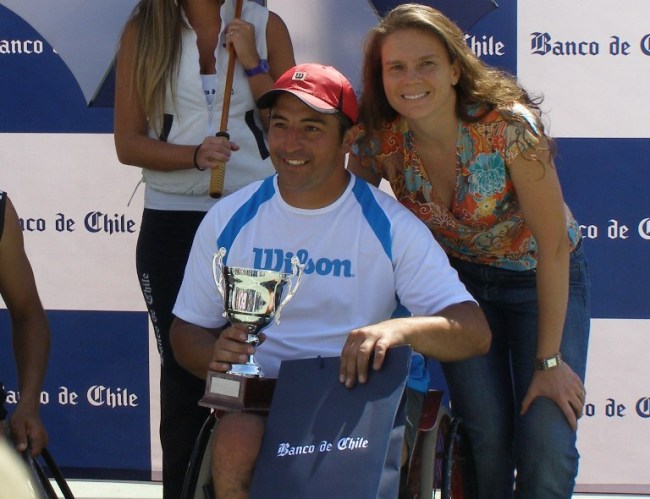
[200,247,303,411]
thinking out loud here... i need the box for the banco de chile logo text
[530,31,650,57]
[252,248,353,277]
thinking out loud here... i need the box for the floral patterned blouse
[351,105,581,271]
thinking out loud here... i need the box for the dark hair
[334,112,354,140]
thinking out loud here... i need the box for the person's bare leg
[211,412,265,499]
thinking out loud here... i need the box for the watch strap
[535,352,563,371]
[244,59,269,77]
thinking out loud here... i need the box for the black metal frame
[22,447,75,499]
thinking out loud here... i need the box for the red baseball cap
[257,63,358,124]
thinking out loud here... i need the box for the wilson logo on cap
[292,71,307,81]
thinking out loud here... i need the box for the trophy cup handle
[274,256,305,325]
[212,248,227,307]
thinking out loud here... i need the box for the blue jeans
[442,244,590,499]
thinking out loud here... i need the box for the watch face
[536,353,562,370]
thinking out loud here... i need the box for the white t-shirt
[174,174,474,381]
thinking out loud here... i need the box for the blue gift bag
[249,345,412,499]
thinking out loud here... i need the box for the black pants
[136,209,210,499]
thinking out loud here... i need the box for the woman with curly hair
[348,4,590,498]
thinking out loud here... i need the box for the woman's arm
[225,11,295,129]
[113,22,201,171]
[509,143,586,430]
[114,21,239,172]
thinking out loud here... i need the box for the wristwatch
[244,59,269,77]
[535,352,563,371]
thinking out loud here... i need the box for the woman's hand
[194,135,241,171]
[225,18,260,70]
[520,361,586,431]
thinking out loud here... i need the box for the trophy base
[199,371,276,413]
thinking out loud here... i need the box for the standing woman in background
[348,4,590,498]
[113,1,294,496]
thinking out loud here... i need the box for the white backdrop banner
[1,0,648,491]
[517,0,650,139]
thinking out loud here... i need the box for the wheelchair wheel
[181,413,218,499]
[22,448,75,499]
[415,409,476,499]
[431,413,448,497]
[441,417,477,499]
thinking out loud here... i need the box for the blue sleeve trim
[350,177,392,261]
[216,176,276,262]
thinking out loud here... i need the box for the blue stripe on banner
[555,138,650,319]
[0,309,152,479]
[0,5,114,133]
[216,176,276,262]
[351,176,393,261]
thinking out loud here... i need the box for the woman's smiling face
[380,28,460,122]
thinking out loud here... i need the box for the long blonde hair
[124,0,184,133]
[359,4,548,144]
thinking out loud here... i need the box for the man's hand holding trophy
[199,247,303,412]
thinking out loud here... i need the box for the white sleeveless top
[144,0,273,211]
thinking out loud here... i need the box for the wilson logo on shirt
[252,248,353,277]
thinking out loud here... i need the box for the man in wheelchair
[170,63,491,499]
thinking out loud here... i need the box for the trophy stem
[228,332,264,376]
